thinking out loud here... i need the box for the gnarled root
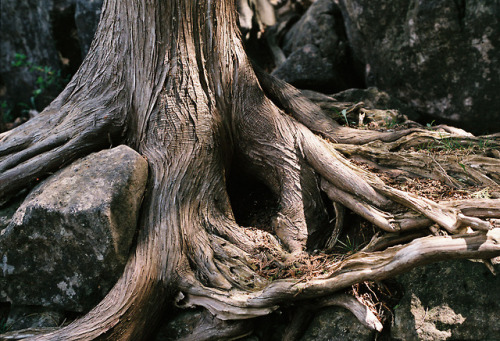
[0,87,126,204]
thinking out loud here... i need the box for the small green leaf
[341,109,348,126]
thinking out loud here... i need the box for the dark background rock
[299,307,374,341]
[330,87,412,113]
[392,260,500,340]
[5,306,64,331]
[2,0,498,134]
[0,0,103,130]
[75,0,104,57]
[154,305,375,341]
[338,0,500,134]
[0,0,61,115]
[0,145,147,313]
[272,0,363,93]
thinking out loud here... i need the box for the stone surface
[299,307,374,341]
[338,0,500,134]
[155,309,204,340]
[75,0,104,57]
[5,306,64,331]
[0,198,23,231]
[0,0,103,127]
[272,0,361,92]
[331,87,411,113]
[391,260,500,340]
[0,0,61,111]
[0,145,148,312]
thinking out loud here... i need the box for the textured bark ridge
[1,0,499,340]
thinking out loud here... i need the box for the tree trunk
[1,0,499,340]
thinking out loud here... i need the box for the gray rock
[331,87,410,112]
[0,0,61,110]
[5,306,64,331]
[282,0,342,58]
[272,0,358,92]
[75,0,104,58]
[0,0,103,125]
[338,0,500,134]
[155,309,204,340]
[0,145,148,312]
[300,306,374,341]
[156,308,253,341]
[392,260,500,340]
[272,44,339,91]
[0,197,23,231]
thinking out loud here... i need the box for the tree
[1,0,499,339]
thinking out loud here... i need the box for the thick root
[177,228,500,320]
[0,100,125,203]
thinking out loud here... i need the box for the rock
[75,0,104,57]
[156,308,254,341]
[300,306,374,341]
[338,0,500,134]
[0,197,24,230]
[155,309,204,340]
[0,0,62,111]
[281,0,342,58]
[0,145,148,312]
[272,0,361,92]
[331,87,411,112]
[5,306,64,331]
[0,0,103,127]
[391,260,500,340]
[272,44,341,92]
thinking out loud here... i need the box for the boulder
[300,307,374,341]
[0,0,103,128]
[272,0,361,92]
[330,87,412,113]
[392,260,500,340]
[0,0,61,112]
[338,0,500,134]
[4,306,64,331]
[0,145,148,312]
[272,44,339,91]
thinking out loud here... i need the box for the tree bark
[1,0,499,340]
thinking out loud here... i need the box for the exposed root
[254,68,426,144]
[178,228,500,320]
[321,180,399,233]
[335,140,500,188]
[172,310,253,341]
[0,101,125,204]
[323,202,345,251]
[373,184,493,233]
[318,294,383,332]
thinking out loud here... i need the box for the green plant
[441,138,463,150]
[0,100,14,124]
[477,137,496,150]
[11,53,70,113]
[0,317,7,334]
[337,235,358,253]
[384,116,399,129]
[422,134,467,151]
[426,120,436,128]
[340,109,349,126]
